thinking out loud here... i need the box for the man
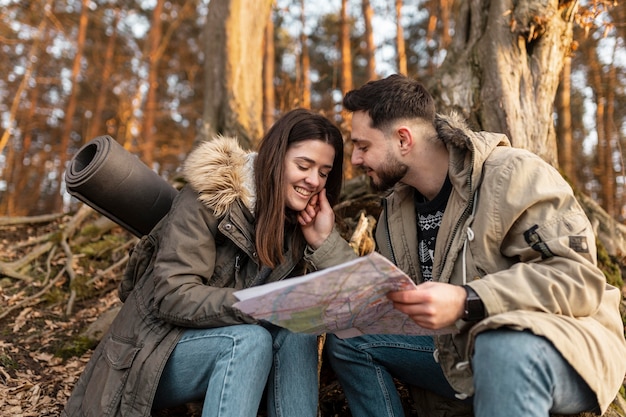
[324,74,626,417]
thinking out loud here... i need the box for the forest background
[1,0,626,416]
[1,0,625,219]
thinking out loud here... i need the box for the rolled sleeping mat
[65,135,179,237]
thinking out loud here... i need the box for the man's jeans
[153,324,318,417]
[326,328,599,417]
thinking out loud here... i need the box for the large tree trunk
[201,0,273,149]
[430,0,578,167]
[418,2,626,414]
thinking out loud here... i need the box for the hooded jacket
[62,136,350,417]
[374,113,626,413]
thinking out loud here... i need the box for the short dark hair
[343,74,436,130]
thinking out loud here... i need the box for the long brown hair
[254,108,344,268]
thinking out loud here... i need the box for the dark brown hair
[343,73,436,131]
[254,108,344,268]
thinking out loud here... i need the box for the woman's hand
[298,189,335,250]
[387,282,466,329]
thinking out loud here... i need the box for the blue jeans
[153,324,319,417]
[326,329,599,417]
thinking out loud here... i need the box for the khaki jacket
[62,137,351,417]
[375,113,626,413]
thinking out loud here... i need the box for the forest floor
[0,214,396,417]
[0,216,121,416]
[2,213,624,417]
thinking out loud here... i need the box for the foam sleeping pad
[65,135,178,237]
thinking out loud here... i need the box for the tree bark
[141,0,164,168]
[340,0,353,96]
[362,0,377,80]
[263,7,275,133]
[202,0,273,149]
[395,0,407,75]
[431,0,578,167]
[556,56,575,185]
[300,0,311,109]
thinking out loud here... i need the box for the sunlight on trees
[0,0,624,223]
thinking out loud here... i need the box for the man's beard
[369,154,408,192]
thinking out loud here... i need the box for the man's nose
[351,150,363,166]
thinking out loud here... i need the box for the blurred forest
[0,0,624,220]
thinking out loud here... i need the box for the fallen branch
[0,241,54,281]
[0,213,64,226]
[0,266,66,320]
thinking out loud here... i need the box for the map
[233,252,456,338]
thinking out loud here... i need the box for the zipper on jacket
[438,149,476,278]
[234,254,241,283]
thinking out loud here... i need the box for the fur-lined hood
[182,136,256,217]
[435,111,511,154]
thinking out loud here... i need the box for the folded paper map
[233,252,456,338]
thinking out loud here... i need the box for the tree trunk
[263,7,275,133]
[340,0,353,96]
[556,56,575,185]
[87,9,119,143]
[141,0,164,168]
[300,0,311,109]
[56,0,90,211]
[395,0,407,75]
[602,47,617,218]
[202,0,273,149]
[431,0,578,167]
[362,0,377,80]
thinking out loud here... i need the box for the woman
[62,108,348,417]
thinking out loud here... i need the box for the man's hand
[387,282,466,329]
[298,189,335,250]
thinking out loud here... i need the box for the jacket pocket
[82,336,142,417]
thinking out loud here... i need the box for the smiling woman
[60,108,356,417]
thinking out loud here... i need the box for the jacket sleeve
[151,187,256,328]
[468,152,606,319]
[304,228,358,270]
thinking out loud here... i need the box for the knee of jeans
[473,329,545,371]
[324,334,358,362]
[232,325,273,356]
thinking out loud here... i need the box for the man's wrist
[462,285,485,322]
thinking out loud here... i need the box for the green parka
[61,136,351,417]
[374,113,626,413]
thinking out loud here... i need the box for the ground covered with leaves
[1,211,624,417]
[0,214,128,416]
[0,212,363,417]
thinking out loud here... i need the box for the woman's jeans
[153,323,318,417]
[326,328,599,417]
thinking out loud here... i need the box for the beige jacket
[375,113,626,413]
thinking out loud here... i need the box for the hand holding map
[233,252,457,338]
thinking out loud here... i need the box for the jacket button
[224,223,232,230]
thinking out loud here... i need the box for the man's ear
[396,126,413,155]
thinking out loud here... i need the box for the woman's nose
[305,171,320,187]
